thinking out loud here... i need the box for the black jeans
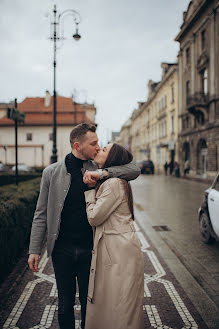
[52,241,92,329]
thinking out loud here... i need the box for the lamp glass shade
[73,33,81,41]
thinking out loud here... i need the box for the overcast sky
[0,0,190,146]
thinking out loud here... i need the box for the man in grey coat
[28,123,140,329]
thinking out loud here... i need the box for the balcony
[186,92,209,117]
[187,92,208,109]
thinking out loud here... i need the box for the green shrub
[0,177,41,284]
[0,173,41,186]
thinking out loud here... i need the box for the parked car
[198,173,219,244]
[11,164,34,172]
[138,160,154,174]
[0,163,10,172]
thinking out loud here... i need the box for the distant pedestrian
[169,160,174,175]
[174,161,180,178]
[184,159,190,176]
[164,162,168,175]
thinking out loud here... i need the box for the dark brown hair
[70,123,96,148]
[98,143,135,220]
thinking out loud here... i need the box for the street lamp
[50,5,81,163]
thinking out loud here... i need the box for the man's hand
[28,254,40,272]
[83,170,100,187]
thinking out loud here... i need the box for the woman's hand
[83,170,100,187]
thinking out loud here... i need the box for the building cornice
[136,65,178,118]
[175,0,214,42]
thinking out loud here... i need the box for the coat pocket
[103,238,113,266]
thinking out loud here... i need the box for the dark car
[138,160,154,174]
[198,173,219,244]
[0,163,10,172]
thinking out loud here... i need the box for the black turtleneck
[57,153,93,248]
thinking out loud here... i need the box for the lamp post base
[50,154,58,164]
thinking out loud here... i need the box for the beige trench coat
[84,178,144,329]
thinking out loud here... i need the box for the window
[171,114,175,133]
[26,133,32,141]
[171,83,174,103]
[201,29,206,50]
[186,116,190,129]
[164,120,167,137]
[49,133,53,141]
[200,69,208,95]
[186,80,190,98]
[186,47,191,65]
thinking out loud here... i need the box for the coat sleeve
[85,179,123,227]
[105,161,140,181]
[28,168,50,255]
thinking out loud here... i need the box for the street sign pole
[7,98,25,185]
[15,99,18,185]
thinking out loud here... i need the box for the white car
[199,173,219,243]
[11,164,33,172]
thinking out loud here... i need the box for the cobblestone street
[0,213,211,329]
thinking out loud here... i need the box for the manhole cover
[152,225,170,232]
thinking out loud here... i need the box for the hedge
[0,172,41,186]
[0,177,41,284]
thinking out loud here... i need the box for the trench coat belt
[87,221,136,303]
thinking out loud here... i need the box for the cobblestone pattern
[0,223,208,329]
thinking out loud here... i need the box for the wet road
[131,174,219,328]
[0,174,219,329]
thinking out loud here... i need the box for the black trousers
[52,241,92,329]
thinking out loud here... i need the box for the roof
[0,95,96,126]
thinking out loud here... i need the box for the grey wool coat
[84,178,144,329]
[29,158,140,257]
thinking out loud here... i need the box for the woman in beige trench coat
[84,143,144,329]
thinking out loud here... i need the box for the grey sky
[0,0,190,146]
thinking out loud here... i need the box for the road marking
[3,278,45,329]
[29,305,57,329]
[135,222,198,329]
[3,223,199,329]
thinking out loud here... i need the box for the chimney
[161,63,169,78]
[44,90,51,107]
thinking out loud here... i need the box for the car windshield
[212,174,219,192]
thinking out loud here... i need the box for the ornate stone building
[175,0,219,179]
[0,91,96,167]
[122,63,179,173]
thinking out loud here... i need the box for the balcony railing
[186,92,208,109]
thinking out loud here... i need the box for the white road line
[29,304,57,329]
[3,223,199,329]
[135,223,199,329]
[143,304,173,329]
[3,278,44,328]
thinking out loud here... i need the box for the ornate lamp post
[50,5,81,163]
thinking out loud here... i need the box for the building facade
[123,63,179,173]
[0,91,96,167]
[175,0,219,179]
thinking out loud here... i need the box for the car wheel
[199,212,215,244]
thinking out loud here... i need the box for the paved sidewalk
[0,221,209,329]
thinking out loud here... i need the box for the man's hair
[70,123,96,148]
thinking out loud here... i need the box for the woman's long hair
[97,143,135,220]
